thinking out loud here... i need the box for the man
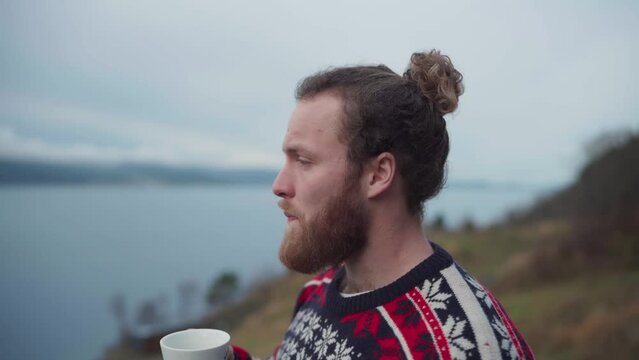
[233,50,534,359]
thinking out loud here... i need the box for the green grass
[432,221,567,283]
[432,222,639,359]
[227,222,639,359]
[102,221,639,359]
[502,270,639,359]
[225,272,310,358]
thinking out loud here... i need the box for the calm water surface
[0,184,548,360]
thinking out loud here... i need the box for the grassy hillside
[513,132,638,227]
[226,133,639,358]
[221,222,638,359]
[104,221,638,360]
[103,131,639,359]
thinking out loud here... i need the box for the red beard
[278,177,369,274]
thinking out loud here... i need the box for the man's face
[272,92,369,274]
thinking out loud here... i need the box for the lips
[279,200,299,222]
[285,213,298,222]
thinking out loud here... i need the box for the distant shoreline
[0,158,558,190]
[0,158,278,185]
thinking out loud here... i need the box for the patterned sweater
[233,242,534,360]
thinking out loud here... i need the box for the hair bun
[407,50,464,115]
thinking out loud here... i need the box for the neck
[341,209,433,294]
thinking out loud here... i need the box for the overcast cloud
[1,0,637,185]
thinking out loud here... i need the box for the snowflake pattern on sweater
[234,243,534,360]
[278,309,362,360]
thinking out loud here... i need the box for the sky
[1,0,637,186]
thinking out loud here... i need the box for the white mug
[160,328,231,360]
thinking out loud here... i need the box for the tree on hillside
[178,279,199,322]
[461,217,476,232]
[514,130,639,226]
[429,213,447,231]
[584,128,635,164]
[575,131,639,224]
[137,300,162,326]
[207,271,239,307]
[109,293,129,341]
[500,129,639,288]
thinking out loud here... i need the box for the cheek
[295,159,350,210]
[298,192,324,219]
[301,175,343,207]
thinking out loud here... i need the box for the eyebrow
[282,144,312,157]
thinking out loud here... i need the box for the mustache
[278,200,297,216]
[278,200,306,221]
[277,200,289,211]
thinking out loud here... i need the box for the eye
[296,157,311,166]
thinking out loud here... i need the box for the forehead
[283,93,346,153]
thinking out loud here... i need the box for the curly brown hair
[295,50,464,216]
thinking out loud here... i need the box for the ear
[364,152,396,199]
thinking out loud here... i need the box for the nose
[272,164,293,199]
